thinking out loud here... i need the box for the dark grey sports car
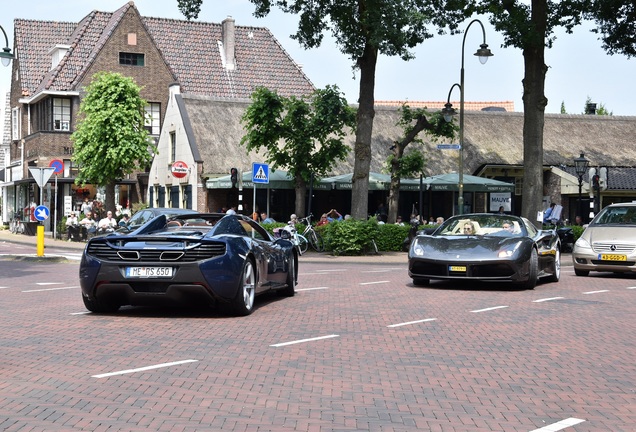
[79,213,298,316]
[408,213,561,289]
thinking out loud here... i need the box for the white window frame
[12,107,21,140]
[145,103,161,135]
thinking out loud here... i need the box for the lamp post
[574,153,590,222]
[441,19,492,215]
[0,25,14,67]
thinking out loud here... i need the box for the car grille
[410,261,514,278]
[87,241,226,262]
[592,243,635,254]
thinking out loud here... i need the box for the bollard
[37,225,45,257]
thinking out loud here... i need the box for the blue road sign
[437,144,461,150]
[252,162,269,184]
[49,159,64,175]
[34,205,50,221]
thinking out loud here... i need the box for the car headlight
[574,237,591,250]
[497,241,521,258]
[412,243,425,256]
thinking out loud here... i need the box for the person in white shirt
[65,213,79,241]
[98,211,117,231]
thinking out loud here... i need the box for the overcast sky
[1,0,634,117]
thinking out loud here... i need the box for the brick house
[1,1,313,227]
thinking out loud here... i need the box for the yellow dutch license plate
[449,265,467,272]
[598,254,627,261]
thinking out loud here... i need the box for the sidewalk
[0,229,408,264]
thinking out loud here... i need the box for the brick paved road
[0,254,634,431]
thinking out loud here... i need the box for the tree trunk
[521,0,548,227]
[294,174,307,218]
[105,181,116,215]
[350,42,377,220]
[387,147,403,224]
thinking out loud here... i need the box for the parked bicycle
[297,214,325,252]
[10,212,24,234]
[282,223,309,256]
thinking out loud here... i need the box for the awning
[415,173,515,192]
[206,170,304,189]
[320,172,392,191]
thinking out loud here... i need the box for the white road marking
[270,334,339,347]
[92,359,199,378]
[626,286,636,290]
[22,286,79,293]
[529,417,585,432]
[0,286,7,289]
[359,280,390,285]
[388,318,437,328]
[314,269,347,272]
[36,282,63,285]
[533,297,564,303]
[70,311,91,315]
[583,290,609,294]
[470,305,509,313]
[361,269,397,273]
[296,287,329,291]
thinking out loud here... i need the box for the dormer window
[119,52,145,66]
[49,44,71,69]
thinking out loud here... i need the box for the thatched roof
[180,94,636,181]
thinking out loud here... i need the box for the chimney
[585,103,597,115]
[222,16,236,71]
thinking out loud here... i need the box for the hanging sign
[171,161,189,178]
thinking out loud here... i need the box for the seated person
[462,222,475,235]
[502,222,514,233]
[98,211,117,232]
[118,213,130,227]
[79,212,97,239]
[65,212,79,241]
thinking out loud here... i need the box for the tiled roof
[15,2,314,99]
[562,166,636,191]
[376,100,516,112]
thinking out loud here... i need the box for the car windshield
[592,206,636,226]
[436,215,525,237]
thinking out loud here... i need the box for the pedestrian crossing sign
[252,162,269,184]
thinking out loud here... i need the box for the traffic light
[230,167,238,188]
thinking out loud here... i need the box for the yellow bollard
[37,225,45,257]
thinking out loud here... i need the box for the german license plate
[125,267,173,278]
[598,254,627,261]
[449,265,467,272]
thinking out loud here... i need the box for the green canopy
[320,172,392,190]
[410,173,515,192]
[206,170,296,189]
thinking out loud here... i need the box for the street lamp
[574,153,590,222]
[442,19,493,215]
[0,25,14,67]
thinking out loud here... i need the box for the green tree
[590,0,636,58]
[241,86,355,217]
[582,96,612,115]
[560,101,567,114]
[178,0,471,219]
[477,0,590,223]
[71,72,154,213]
[385,104,455,223]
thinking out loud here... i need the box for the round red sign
[171,161,189,178]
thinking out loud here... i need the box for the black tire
[231,259,257,316]
[279,255,296,297]
[517,248,538,290]
[82,295,119,313]
[546,248,561,282]
[574,268,589,277]
[413,278,430,286]
[309,231,325,252]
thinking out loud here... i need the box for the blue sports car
[79,213,298,316]
[408,213,561,289]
